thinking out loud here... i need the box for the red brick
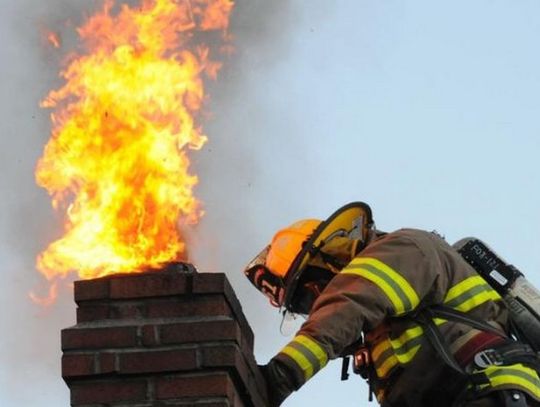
[160,320,240,345]
[75,279,110,302]
[109,272,188,299]
[193,274,254,350]
[71,380,147,404]
[76,302,146,323]
[192,273,227,294]
[99,352,116,374]
[199,343,267,406]
[118,349,197,374]
[141,325,159,346]
[111,302,145,319]
[200,344,238,368]
[62,326,138,350]
[62,354,95,378]
[156,372,233,400]
[76,304,110,323]
[146,296,231,319]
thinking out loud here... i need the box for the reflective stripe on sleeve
[279,335,328,381]
[372,339,399,378]
[372,318,448,377]
[475,364,540,400]
[444,275,501,312]
[342,257,420,315]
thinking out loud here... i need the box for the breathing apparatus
[455,238,540,351]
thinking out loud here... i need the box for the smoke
[187,0,333,354]
[0,0,317,405]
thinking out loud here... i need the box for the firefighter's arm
[262,231,442,403]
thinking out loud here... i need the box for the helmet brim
[282,201,373,311]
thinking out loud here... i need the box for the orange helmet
[244,202,374,313]
[244,219,321,307]
[266,219,322,278]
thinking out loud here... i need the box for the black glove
[259,359,299,407]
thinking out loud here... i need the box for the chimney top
[62,267,268,406]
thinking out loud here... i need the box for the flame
[36,0,234,283]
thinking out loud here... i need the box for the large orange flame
[36,0,233,284]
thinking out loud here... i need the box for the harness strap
[413,308,467,376]
[428,305,507,337]
[414,306,540,404]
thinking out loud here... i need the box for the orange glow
[36,0,234,283]
[46,31,61,48]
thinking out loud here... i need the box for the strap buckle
[473,348,504,368]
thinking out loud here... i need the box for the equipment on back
[455,238,540,351]
[244,202,374,313]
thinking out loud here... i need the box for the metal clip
[473,349,503,368]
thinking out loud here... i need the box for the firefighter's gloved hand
[259,359,299,407]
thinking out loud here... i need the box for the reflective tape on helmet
[279,335,328,381]
[444,275,501,312]
[474,364,540,400]
[342,257,420,315]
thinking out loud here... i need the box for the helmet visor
[245,245,270,272]
[244,245,284,307]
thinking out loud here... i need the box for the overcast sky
[2,1,540,406]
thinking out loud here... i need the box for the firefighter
[244,202,540,407]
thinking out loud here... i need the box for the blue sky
[1,1,540,405]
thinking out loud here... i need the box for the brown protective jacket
[270,229,540,406]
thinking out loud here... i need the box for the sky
[1,0,540,406]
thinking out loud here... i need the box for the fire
[35,0,233,285]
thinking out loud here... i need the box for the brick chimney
[61,263,268,407]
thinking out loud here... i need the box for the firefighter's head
[244,202,374,315]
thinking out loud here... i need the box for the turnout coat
[267,229,540,406]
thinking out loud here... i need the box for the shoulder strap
[411,305,508,375]
[428,305,507,337]
[412,308,467,375]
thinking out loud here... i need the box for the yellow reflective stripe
[445,276,486,302]
[453,290,501,312]
[480,364,540,399]
[372,339,392,361]
[279,335,328,381]
[343,266,404,313]
[372,339,399,377]
[280,345,314,380]
[444,275,501,312]
[392,325,423,345]
[343,257,420,315]
[372,318,448,374]
[371,326,422,376]
[396,344,421,364]
[376,352,399,378]
[295,335,328,367]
